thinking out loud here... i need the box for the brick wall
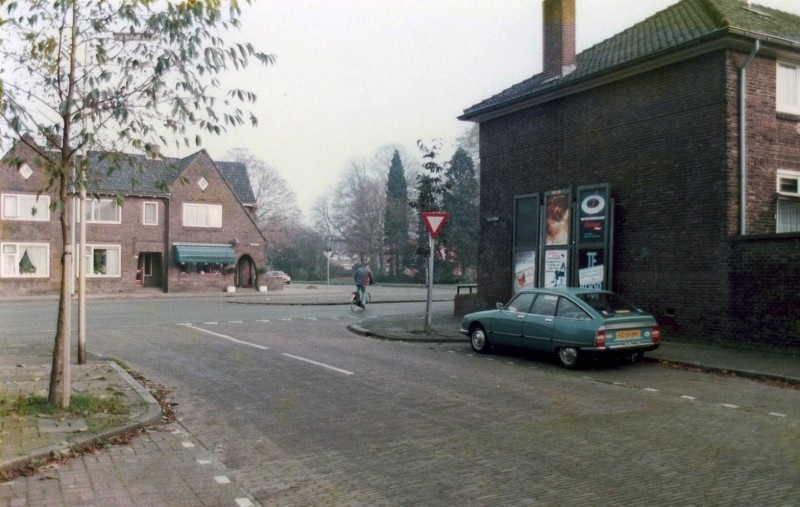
[478,50,774,343]
[477,47,800,347]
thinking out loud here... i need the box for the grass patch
[1,393,126,419]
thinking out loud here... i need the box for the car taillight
[595,328,606,348]
[651,325,661,344]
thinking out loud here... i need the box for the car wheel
[470,325,491,354]
[557,347,581,369]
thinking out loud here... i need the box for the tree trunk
[49,172,72,408]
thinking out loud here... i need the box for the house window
[1,193,51,222]
[1,242,50,278]
[143,202,158,225]
[84,245,121,277]
[777,61,800,115]
[83,198,121,224]
[777,169,800,233]
[183,203,222,228]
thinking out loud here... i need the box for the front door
[137,253,163,288]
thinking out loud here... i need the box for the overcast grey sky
[200,0,800,218]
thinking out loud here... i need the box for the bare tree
[225,148,301,268]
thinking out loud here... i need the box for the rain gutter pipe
[739,40,760,236]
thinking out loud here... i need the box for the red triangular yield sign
[422,212,449,239]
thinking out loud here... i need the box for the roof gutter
[738,39,760,236]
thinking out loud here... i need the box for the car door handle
[544,318,553,323]
[517,315,525,320]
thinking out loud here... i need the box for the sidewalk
[2,288,799,504]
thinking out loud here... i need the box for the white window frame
[84,244,122,278]
[1,242,50,278]
[777,169,800,233]
[82,198,122,224]
[182,203,222,228]
[777,61,800,115]
[1,193,51,222]
[143,201,158,226]
[777,169,800,196]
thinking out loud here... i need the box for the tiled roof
[85,151,256,204]
[216,161,256,205]
[461,0,800,119]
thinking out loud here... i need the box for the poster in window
[578,186,608,244]
[514,250,536,292]
[578,249,605,289]
[544,249,568,287]
[545,192,570,246]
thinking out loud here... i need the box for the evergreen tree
[409,140,449,280]
[441,148,479,278]
[384,150,409,278]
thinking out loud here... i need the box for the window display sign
[577,185,609,244]
[578,249,605,289]
[544,249,568,287]
[544,190,571,246]
[514,250,536,292]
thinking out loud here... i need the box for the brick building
[460,0,800,349]
[1,137,267,296]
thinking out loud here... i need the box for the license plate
[616,330,641,340]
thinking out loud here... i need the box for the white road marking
[214,476,231,484]
[197,459,212,465]
[228,320,243,324]
[681,395,697,400]
[281,353,353,375]
[185,325,269,350]
[722,403,739,409]
[769,412,788,417]
[182,441,195,448]
[235,499,255,507]
[644,388,659,392]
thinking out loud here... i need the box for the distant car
[461,287,660,368]
[267,270,291,284]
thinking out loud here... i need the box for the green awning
[173,245,235,265]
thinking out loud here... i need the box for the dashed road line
[183,324,269,350]
[281,353,353,375]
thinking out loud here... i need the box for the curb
[644,356,800,386]
[0,361,163,473]
[346,323,468,344]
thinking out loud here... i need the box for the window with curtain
[1,193,51,221]
[183,203,222,228]
[143,202,158,225]
[85,245,121,277]
[82,198,121,223]
[777,61,800,115]
[1,243,50,277]
[777,169,800,233]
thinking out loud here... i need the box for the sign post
[323,247,333,288]
[421,212,449,332]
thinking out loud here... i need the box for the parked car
[461,287,660,368]
[267,270,291,284]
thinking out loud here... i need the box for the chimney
[542,0,576,79]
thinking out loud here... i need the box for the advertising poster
[514,251,536,292]
[578,186,608,244]
[579,249,605,289]
[544,249,568,287]
[545,192,570,246]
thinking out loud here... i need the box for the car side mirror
[496,302,504,310]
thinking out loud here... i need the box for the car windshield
[577,292,642,316]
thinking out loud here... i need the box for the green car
[461,287,660,369]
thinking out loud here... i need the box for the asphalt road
[2,297,799,506]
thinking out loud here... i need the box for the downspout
[738,40,760,236]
